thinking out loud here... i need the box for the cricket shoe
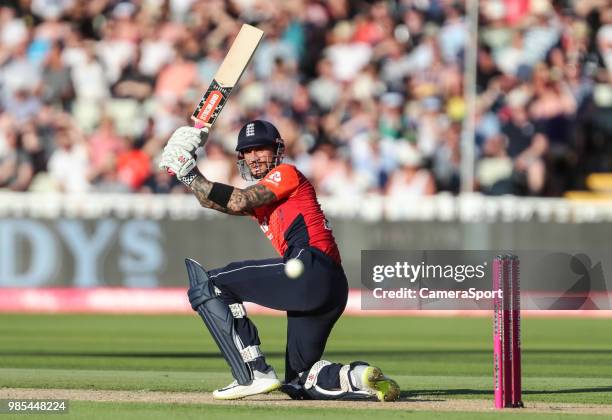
[357,365,400,402]
[212,367,281,400]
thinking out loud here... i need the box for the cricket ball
[285,258,304,279]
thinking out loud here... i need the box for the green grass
[0,314,611,418]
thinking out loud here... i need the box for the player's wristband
[179,169,199,186]
[208,182,234,207]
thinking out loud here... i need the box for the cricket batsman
[159,120,400,401]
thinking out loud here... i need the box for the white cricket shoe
[212,367,281,400]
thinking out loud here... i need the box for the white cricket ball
[285,258,304,279]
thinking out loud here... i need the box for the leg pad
[186,258,253,385]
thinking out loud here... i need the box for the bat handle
[194,121,210,146]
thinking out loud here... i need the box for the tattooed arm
[189,169,276,216]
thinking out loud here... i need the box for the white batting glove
[166,126,209,154]
[159,145,197,179]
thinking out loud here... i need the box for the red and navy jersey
[252,164,341,265]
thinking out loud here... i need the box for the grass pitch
[0,314,611,418]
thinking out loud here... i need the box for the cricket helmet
[236,120,285,180]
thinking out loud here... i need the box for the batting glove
[159,145,198,184]
[166,126,209,154]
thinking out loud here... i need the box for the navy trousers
[208,247,349,382]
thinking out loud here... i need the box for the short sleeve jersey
[252,164,341,265]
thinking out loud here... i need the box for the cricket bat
[191,24,265,129]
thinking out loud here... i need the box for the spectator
[596,16,612,78]
[47,122,90,193]
[253,20,297,79]
[0,0,608,199]
[502,89,548,195]
[1,40,41,107]
[324,20,372,82]
[0,121,33,191]
[70,43,109,101]
[386,145,436,197]
[198,141,233,184]
[155,48,197,100]
[319,157,371,198]
[476,134,514,195]
[41,42,74,108]
[111,51,154,101]
[91,158,131,194]
[142,170,183,194]
[308,58,341,112]
[88,117,126,182]
[438,3,467,64]
[116,137,152,192]
[433,122,461,194]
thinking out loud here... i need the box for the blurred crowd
[0,0,611,197]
